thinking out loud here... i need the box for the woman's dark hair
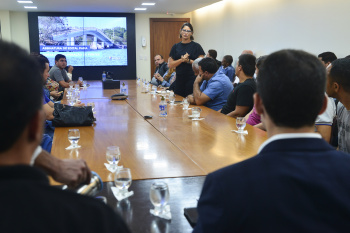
[179,22,194,40]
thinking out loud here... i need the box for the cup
[182,98,189,110]
[150,181,169,215]
[192,107,201,120]
[236,117,247,133]
[115,168,132,195]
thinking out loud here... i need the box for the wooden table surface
[51,80,267,184]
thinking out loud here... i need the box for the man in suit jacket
[193,49,350,233]
[0,40,130,233]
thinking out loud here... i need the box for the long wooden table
[51,80,267,184]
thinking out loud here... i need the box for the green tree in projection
[102,26,127,45]
[38,17,68,45]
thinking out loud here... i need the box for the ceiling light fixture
[24,6,37,8]
[17,0,33,3]
[134,8,147,10]
[142,3,155,5]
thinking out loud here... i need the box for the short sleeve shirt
[200,72,233,111]
[315,97,336,125]
[218,65,235,82]
[337,102,350,154]
[220,78,256,115]
[49,65,70,91]
[169,41,205,76]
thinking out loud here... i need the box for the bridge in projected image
[52,27,115,49]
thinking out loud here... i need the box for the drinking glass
[69,95,76,106]
[114,168,132,195]
[182,97,189,110]
[151,85,157,94]
[169,94,175,105]
[106,146,121,168]
[69,81,74,89]
[75,83,80,91]
[87,102,95,111]
[68,129,80,148]
[236,117,247,133]
[192,107,201,120]
[78,77,83,82]
[83,81,88,89]
[150,182,170,215]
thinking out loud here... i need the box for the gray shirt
[337,102,350,154]
[49,65,70,91]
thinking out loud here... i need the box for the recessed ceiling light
[24,6,37,8]
[17,0,33,3]
[142,3,155,5]
[134,8,147,10]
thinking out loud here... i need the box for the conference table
[51,80,267,232]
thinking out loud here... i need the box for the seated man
[0,40,130,232]
[49,54,80,91]
[151,54,168,86]
[206,49,221,68]
[188,57,233,111]
[220,54,256,118]
[194,49,350,233]
[318,51,337,67]
[326,58,350,153]
[217,55,235,82]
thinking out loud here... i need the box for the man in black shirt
[0,41,130,233]
[151,54,168,85]
[220,54,256,118]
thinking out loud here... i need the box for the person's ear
[254,93,264,115]
[318,94,328,115]
[333,82,340,93]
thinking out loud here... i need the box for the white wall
[0,11,12,41]
[135,13,192,81]
[192,0,350,60]
[10,12,30,52]
[0,11,30,52]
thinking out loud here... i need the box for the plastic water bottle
[121,82,127,94]
[102,71,106,81]
[159,96,167,117]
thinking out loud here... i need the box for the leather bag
[52,103,95,127]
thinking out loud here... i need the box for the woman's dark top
[169,41,205,97]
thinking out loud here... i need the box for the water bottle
[102,71,106,81]
[159,96,167,117]
[121,82,127,94]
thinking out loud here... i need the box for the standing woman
[168,23,205,97]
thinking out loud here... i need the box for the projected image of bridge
[38,16,128,66]
[47,27,125,50]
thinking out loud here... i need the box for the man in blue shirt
[217,55,235,82]
[189,57,233,111]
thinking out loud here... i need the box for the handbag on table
[52,103,95,127]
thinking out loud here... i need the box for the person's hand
[195,74,203,83]
[50,91,61,98]
[77,80,83,86]
[73,101,85,107]
[53,159,91,188]
[155,73,164,82]
[187,94,194,104]
[67,65,74,73]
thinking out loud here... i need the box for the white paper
[111,187,134,201]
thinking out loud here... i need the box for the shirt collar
[258,133,322,153]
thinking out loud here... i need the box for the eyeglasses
[182,29,192,33]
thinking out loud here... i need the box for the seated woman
[154,67,176,87]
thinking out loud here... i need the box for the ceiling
[1,0,222,14]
